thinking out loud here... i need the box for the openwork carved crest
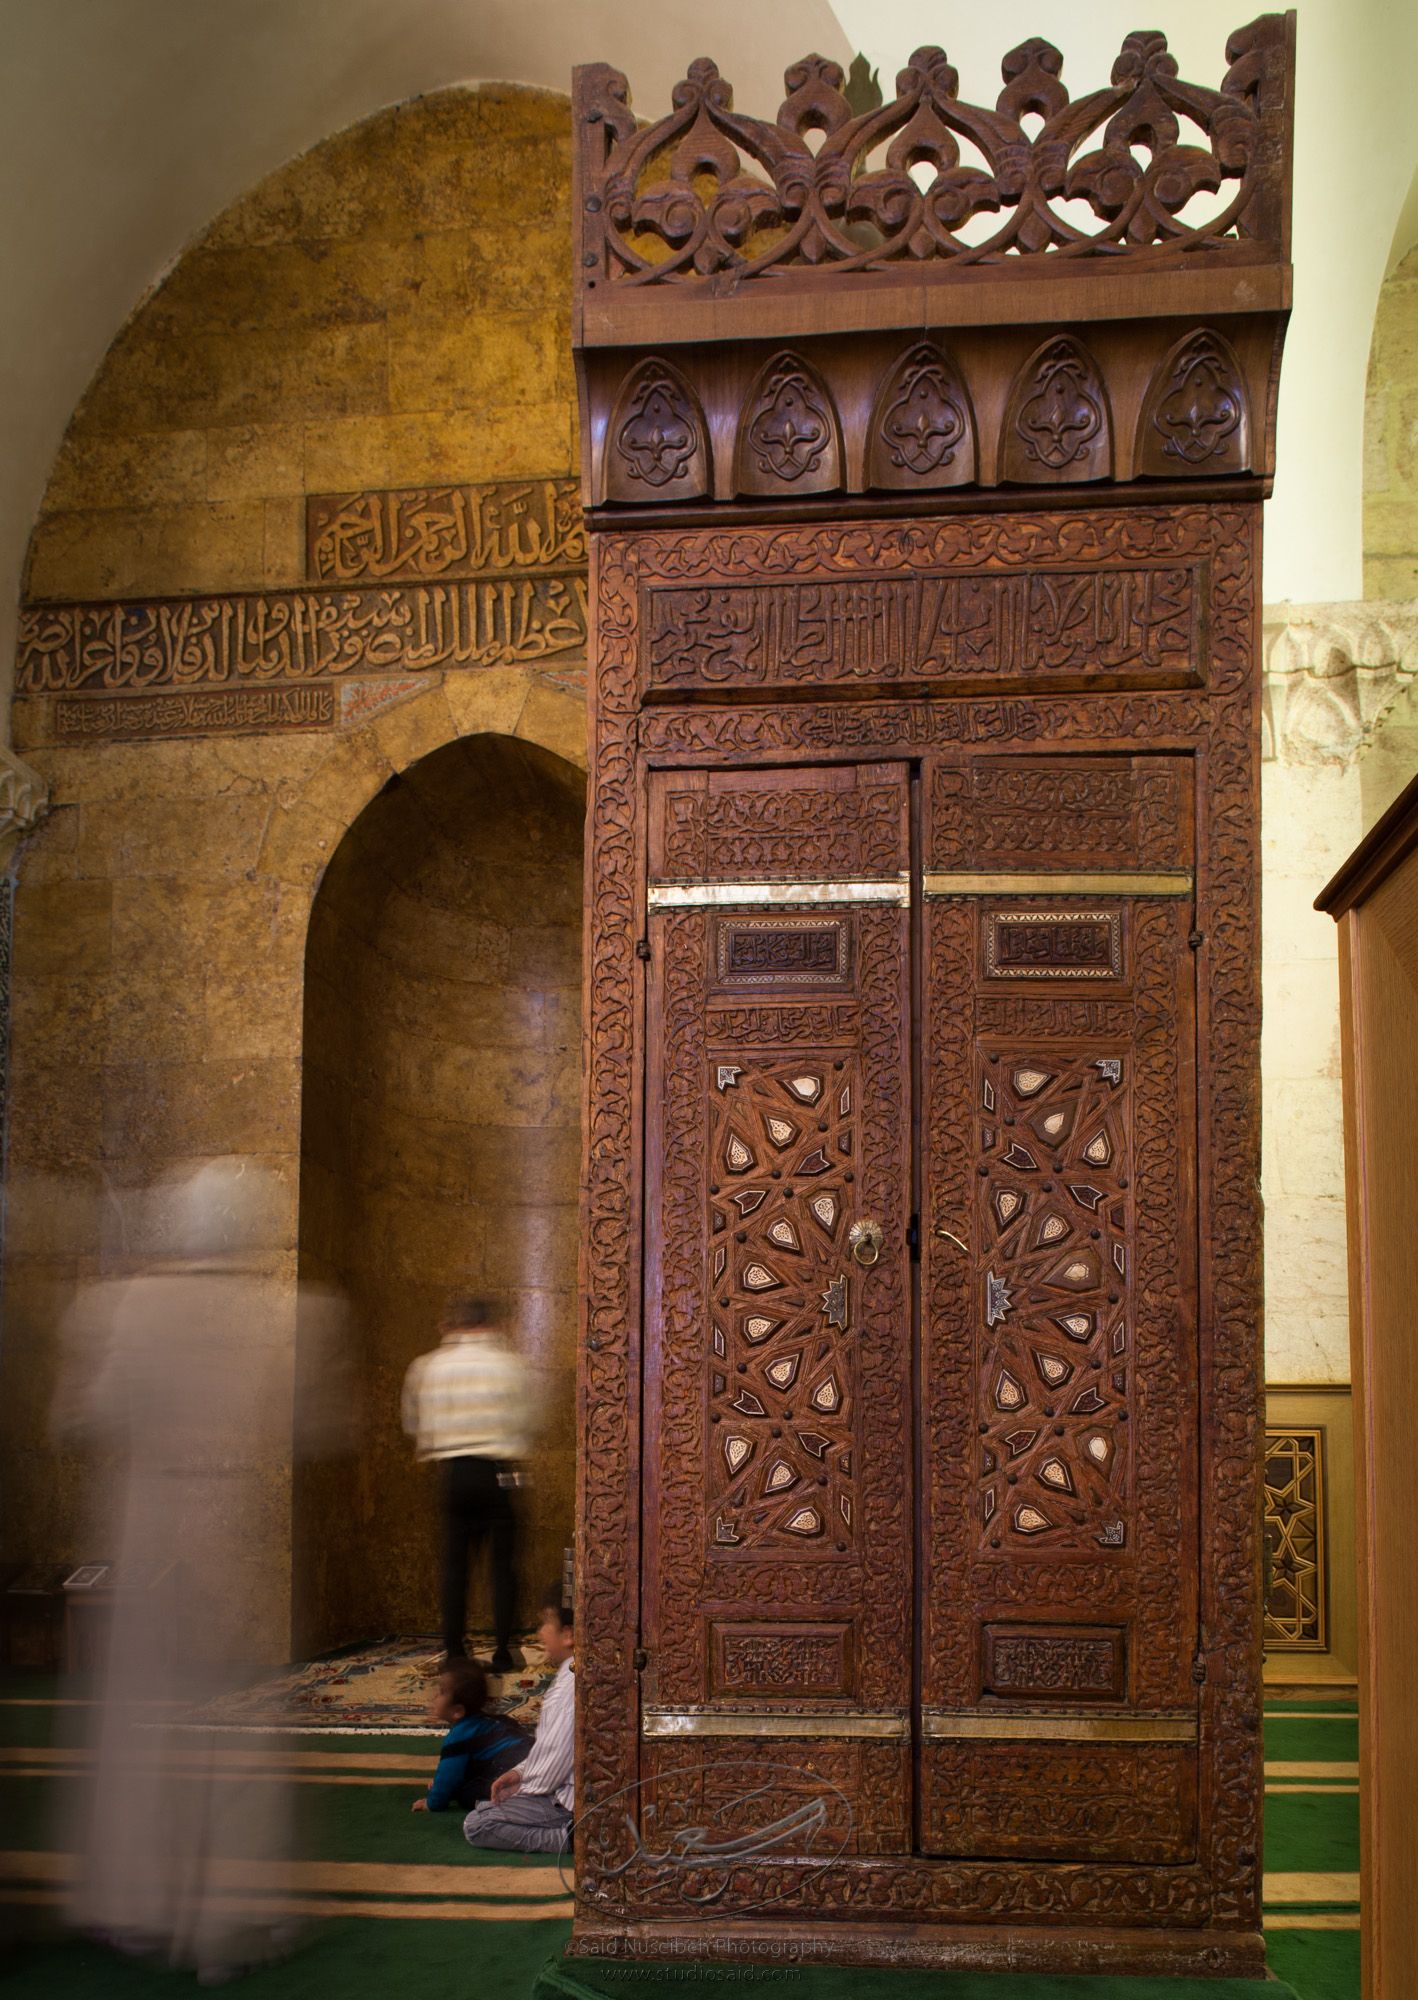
[575,19,1292,288]
[1138,329,1250,475]
[607,359,709,501]
[737,352,842,494]
[868,342,975,490]
[1003,338,1111,483]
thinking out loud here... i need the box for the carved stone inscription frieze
[306,476,585,583]
[17,578,589,695]
[54,686,334,741]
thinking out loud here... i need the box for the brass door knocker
[848,1218,884,1267]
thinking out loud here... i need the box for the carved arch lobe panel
[1137,329,1251,477]
[735,350,843,497]
[604,357,710,503]
[867,342,977,491]
[1001,337,1112,485]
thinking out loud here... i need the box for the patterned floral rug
[195,1634,555,1733]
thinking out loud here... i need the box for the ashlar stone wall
[0,86,585,1665]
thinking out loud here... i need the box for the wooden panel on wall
[1263,1384,1358,1689]
[1318,773,1418,2000]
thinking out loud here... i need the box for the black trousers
[439,1455,517,1658]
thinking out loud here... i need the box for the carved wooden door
[918,752,1201,1863]
[641,762,915,1852]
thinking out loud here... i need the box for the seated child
[411,1658,530,1815]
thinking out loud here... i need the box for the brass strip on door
[648,876,911,910]
[922,871,1193,897]
[921,1712,1198,1743]
[642,1709,910,1740]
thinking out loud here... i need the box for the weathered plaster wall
[1259,606,1418,1385]
[1260,231,1418,1386]
[1365,247,1418,602]
[0,86,585,1664]
[296,733,583,1653]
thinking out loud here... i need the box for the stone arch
[0,82,588,1665]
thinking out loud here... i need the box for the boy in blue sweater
[411,1659,529,1815]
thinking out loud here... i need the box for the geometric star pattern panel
[707,1058,858,1557]
[976,1050,1132,1555]
[1263,1427,1327,1649]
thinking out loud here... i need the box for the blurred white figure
[52,1159,350,1981]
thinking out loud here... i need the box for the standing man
[401,1295,529,1671]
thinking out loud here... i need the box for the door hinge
[632,1646,649,1672]
[907,1214,921,1262]
[635,937,651,962]
[1191,1649,1208,1686]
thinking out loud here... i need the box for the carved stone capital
[0,743,48,846]
[1261,600,1418,765]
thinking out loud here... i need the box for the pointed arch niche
[293,733,585,1656]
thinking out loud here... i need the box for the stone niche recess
[295,733,584,1655]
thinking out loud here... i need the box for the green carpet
[0,1678,1356,1999]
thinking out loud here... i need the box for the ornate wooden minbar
[571,17,1293,1978]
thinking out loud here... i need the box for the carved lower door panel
[641,763,914,1856]
[919,752,1201,1865]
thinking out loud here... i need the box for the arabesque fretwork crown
[571,17,1294,506]
[573,17,1292,324]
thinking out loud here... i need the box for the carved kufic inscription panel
[716,921,850,989]
[708,1059,860,1555]
[985,910,1124,981]
[650,764,909,885]
[646,566,1197,690]
[982,1622,1127,1700]
[924,1738,1196,1866]
[712,1620,852,1696]
[976,1051,1133,1556]
[932,756,1192,871]
[662,782,903,882]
